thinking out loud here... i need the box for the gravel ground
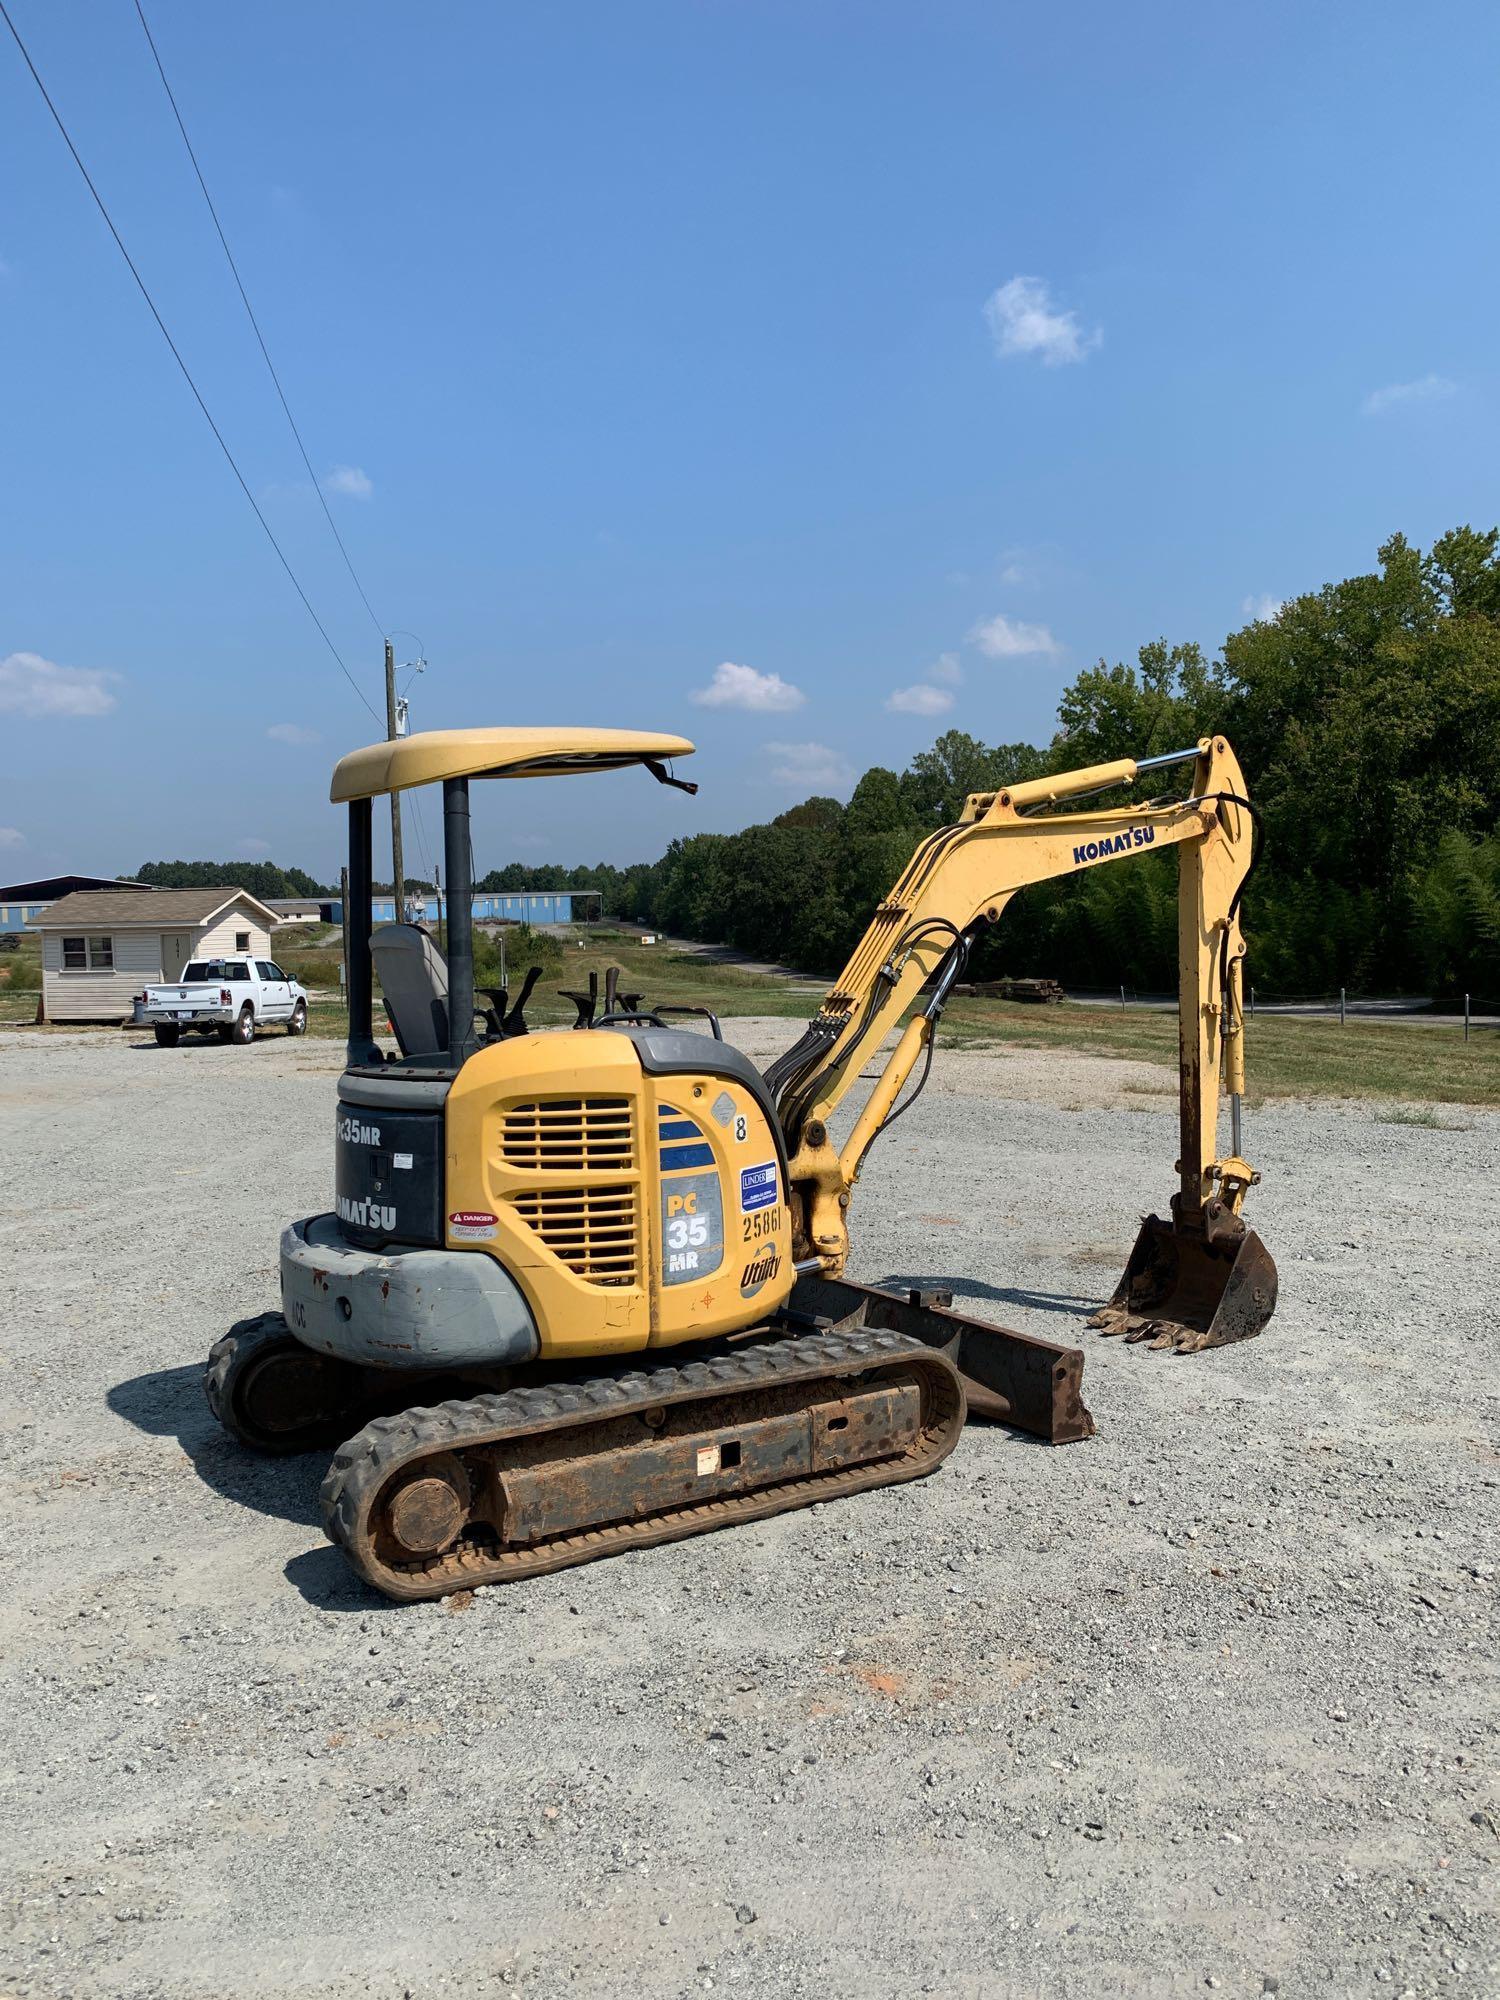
[1,1020,1496,2000]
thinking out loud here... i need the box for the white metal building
[29,887,280,1022]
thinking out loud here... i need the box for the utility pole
[384,638,405,918]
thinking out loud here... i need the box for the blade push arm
[779,736,1258,1273]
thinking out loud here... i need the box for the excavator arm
[769,734,1278,1354]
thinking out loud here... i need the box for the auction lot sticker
[739,1161,778,1212]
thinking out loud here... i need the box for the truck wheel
[287,1000,308,1037]
[232,1005,255,1046]
[153,1024,180,1048]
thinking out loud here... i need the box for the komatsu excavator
[205,725,1277,1601]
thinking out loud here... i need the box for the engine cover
[334,1073,446,1249]
[442,1025,795,1362]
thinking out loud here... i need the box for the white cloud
[1362,375,1456,417]
[236,838,272,857]
[1240,593,1284,623]
[689,661,806,713]
[967,614,1062,660]
[766,741,852,790]
[266,722,320,745]
[0,826,25,849]
[927,651,963,687]
[984,275,1101,367]
[326,463,373,499]
[886,683,955,716]
[0,650,120,718]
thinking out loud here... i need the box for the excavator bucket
[1089,1209,1278,1354]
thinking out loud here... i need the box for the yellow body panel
[443,1029,793,1361]
[330,726,696,803]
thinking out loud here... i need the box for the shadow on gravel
[107,1363,326,1527]
[122,1038,270,1055]
[284,1545,386,1611]
[875,1273,1101,1323]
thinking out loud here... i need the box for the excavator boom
[769,734,1278,1354]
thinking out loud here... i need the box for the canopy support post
[443,776,477,1068]
[346,798,380,1066]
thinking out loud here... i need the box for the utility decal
[710,1090,737,1128]
[659,1106,725,1285]
[449,1210,498,1241]
[740,1161,778,1213]
[1072,826,1156,866]
[739,1246,782,1298]
[339,1195,397,1232]
[337,1116,382,1146]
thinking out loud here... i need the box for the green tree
[1052,639,1218,767]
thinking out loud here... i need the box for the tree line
[136,526,1500,998]
[534,527,1500,998]
[132,858,331,901]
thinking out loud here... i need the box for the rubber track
[320,1327,963,1601]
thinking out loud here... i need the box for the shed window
[235,930,251,951]
[62,936,113,969]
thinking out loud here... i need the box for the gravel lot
[2,1020,1496,2000]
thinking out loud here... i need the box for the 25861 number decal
[742,1205,782,1243]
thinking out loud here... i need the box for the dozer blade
[787,1275,1094,1443]
[1088,1209,1278,1354]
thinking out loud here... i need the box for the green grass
[522,936,818,1027]
[941,996,1500,1107]
[4,922,1496,1107]
[0,934,41,999]
[1371,1102,1475,1130]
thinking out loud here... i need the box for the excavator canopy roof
[329,726,697,803]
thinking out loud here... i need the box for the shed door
[162,932,193,981]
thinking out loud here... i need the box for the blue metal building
[323,891,586,926]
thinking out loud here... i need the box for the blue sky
[2,0,1497,885]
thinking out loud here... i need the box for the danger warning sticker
[449,1210,498,1241]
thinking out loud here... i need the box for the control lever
[501,964,542,1036]
[559,969,598,1029]
[477,988,508,1039]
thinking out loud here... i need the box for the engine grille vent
[509,1187,638,1286]
[501,1097,634,1174]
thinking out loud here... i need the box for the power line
[0,0,382,726]
[131,0,386,644]
[409,792,434,883]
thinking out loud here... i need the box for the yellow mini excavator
[205,725,1277,1600]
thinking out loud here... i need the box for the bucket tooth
[1089,1206,1278,1355]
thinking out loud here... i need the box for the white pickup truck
[141,956,309,1047]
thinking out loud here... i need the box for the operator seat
[369,923,449,1058]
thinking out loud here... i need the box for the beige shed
[29,887,280,1023]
